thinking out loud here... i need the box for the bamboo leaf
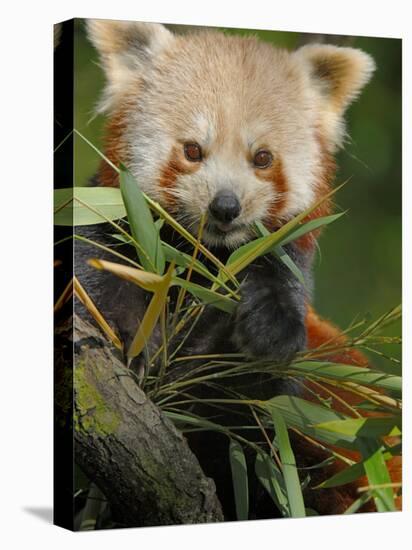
[110,233,132,245]
[317,462,365,489]
[343,493,372,514]
[278,212,346,247]
[127,263,174,359]
[305,508,320,516]
[73,128,239,286]
[119,167,165,274]
[226,235,266,268]
[318,444,400,489]
[73,276,123,351]
[222,182,346,279]
[272,245,307,287]
[270,410,306,517]
[359,440,396,512]
[54,277,73,313]
[144,194,240,287]
[255,452,289,516]
[320,450,400,506]
[54,187,126,226]
[173,278,237,314]
[314,416,401,438]
[254,222,306,286]
[162,242,235,294]
[229,440,249,521]
[88,258,164,292]
[164,410,233,436]
[261,395,356,449]
[287,361,401,395]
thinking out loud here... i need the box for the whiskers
[166,207,205,249]
[162,185,262,251]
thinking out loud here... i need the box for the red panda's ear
[294,44,375,148]
[86,19,174,112]
[295,44,375,112]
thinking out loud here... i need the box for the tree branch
[56,313,223,528]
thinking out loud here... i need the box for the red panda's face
[88,21,375,248]
[124,53,323,248]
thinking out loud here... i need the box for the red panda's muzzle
[208,190,241,224]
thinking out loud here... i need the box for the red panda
[75,19,400,519]
[85,19,377,362]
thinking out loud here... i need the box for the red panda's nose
[209,191,241,223]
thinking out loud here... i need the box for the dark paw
[232,299,306,363]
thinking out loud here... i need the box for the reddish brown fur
[306,304,368,368]
[291,434,376,514]
[98,102,135,188]
[258,157,289,224]
[159,146,201,208]
[303,305,402,511]
[294,133,336,252]
[260,137,336,253]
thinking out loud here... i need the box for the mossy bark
[57,314,223,528]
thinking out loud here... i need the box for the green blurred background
[73,20,401,361]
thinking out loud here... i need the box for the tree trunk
[55,313,223,528]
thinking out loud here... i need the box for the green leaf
[89,258,164,292]
[319,447,400,489]
[143,193,240,287]
[270,410,306,517]
[164,411,231,435]
[278,212,345,247]
[383,442,402,457]
[254,222,306,286]
[317,462,365,489]
[222,182,345,279]
[119,167,165,274]
[272,245,307,286]
[163,242,223,287]
[72,127,238,285]
[229,440,249,521]
[173,278,237,314]
[262,395,356,449]
[254,215,344,286]
[305,508,319,516]
[127,263,174,359]
[314,416,401,439]
[287,361,401,395]
[359,440,396,512]
[110,233,132,245]
[343,493,372,514]
[54,187,126,226]
[226,235,266,268]
[255,451,289,517]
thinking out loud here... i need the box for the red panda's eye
[253,150,273,169]
[184,142,202,162]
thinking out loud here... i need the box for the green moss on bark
[74,360,120,437]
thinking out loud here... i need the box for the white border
[0,1,409,548]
